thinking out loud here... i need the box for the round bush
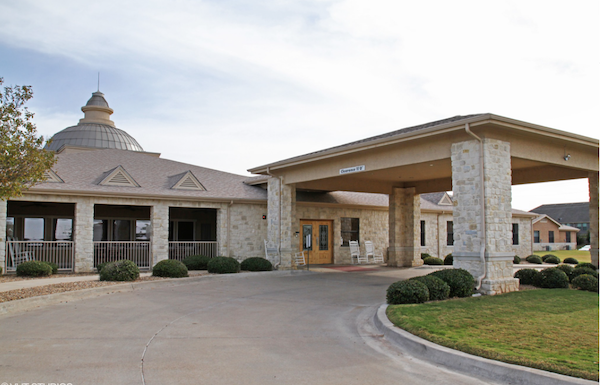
[525,255,542,264]
[423,256,443,265]
[513,255,521,264]
[443,254,453,265]
[409,275,450,301]
[43,261,58,274]
[556,264,574,281]
[532,267,569,289]
[575,262,597,271]
[16,261,52,277]
[571,267,599,281]
[514,268,539,285]
[99,260,140,281]
[421,253,432,260]
[153,259,188,278]
[182,255,211,270]
[428,268,475,298]
[96,262,109,273]
[541,254,555,262]
[207,256,240,274]
[571,274,599,293]
[386,280,429,304]
[544,255,561,264]
[240,257,273,271]
[563,257,579,264]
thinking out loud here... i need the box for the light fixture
[564,154,571,161]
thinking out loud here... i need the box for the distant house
[532,214,579,251]
[530,202,590,239]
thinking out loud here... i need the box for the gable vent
[172,171,206,191]
[43,169,64,183]
[99,165,140,187]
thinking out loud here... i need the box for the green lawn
[532,250,591,263]
[387,289,599,380]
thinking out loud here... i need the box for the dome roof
[46,91,144,152]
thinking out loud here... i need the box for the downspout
[266,167,282,269]
[227,200,233,258]
[464,123,487,291]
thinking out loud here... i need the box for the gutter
[265,167,282,269]
[464,123,487,291]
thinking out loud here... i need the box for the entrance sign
[339,165,366,175]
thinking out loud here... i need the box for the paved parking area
[0,267,500,385]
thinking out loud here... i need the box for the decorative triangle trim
[43,169,64,183]
[99,165,140,187]
[172,171,206,191]
[438,193,453,206]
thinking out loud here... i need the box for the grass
[532,250,591,263]
[387,289,599,380]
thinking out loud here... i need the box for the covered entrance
[300,220,333,264]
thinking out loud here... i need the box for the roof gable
[171,171,206,191]
[99,165,140,187]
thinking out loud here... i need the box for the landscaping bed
[387,289,599,380]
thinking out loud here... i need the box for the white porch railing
[94,241,152,270]
[5,241,74,271]
[169,241,218,261]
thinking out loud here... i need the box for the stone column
[74,198,94,273]
[388,187,422,267]
[267,177,297,269]
[151,202,169,265]
[0,200,7,273]
[589,172,599,267]
[216,205,229,257]
[451,138,517,295]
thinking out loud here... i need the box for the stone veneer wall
[228,203,268,259]
[589,172,599,267]
[0,200,7,270]
[420,212,454,259]
[296,204,388,264]
[512,216,533,257]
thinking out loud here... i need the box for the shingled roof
[530,202,590,223]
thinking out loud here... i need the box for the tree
[1,77,56,200]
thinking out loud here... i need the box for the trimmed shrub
[525,255,542,264]
[410,275,450,301]
[541,254,555,262]
[99,260,140,281]
[532,267,569,289]
[514,269,539,285]
[571,274,599,293]
[513,255,521,264]
[182,255,211,270]
[544,255,561,264]
[240,257,273,271]
[556,264,574,281]
[153,259,188,278]
[96,262,109,274]
[563,257,579,264]
[423,256,443,265]
[421,253,432,260]
[571,267,599,281]
[207,256,240,274]
[43,261,58,274]
[444,254,453,266]
[16,260,52,277]
[575,262,597,271]
[386,280,429,304]
[0,266,2,275]
[428,268,475,298]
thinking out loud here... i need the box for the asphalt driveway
[0,267,500,385]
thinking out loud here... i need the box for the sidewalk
[0,272,152,292]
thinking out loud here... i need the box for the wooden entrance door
[299,220,333,264]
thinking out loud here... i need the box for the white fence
[5,241,74,271]
[94,241,152,270]
[168,241,218,261]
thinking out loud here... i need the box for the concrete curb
[374,304,596,385]
[0,270,309,317]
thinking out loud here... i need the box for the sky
[1,0,598,211]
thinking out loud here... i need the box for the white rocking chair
[264,239,280,268]
[294,251,306,267]
[7,237,32,270]
[349,241,368,264]
[364,241,384,263]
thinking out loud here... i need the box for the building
[531,214,579,251]
[2,91,598,296]
[530,202,590,241]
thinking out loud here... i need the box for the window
[54,218,73,241]
[6,217,15,238]
[549,231,554,243]
[534,230,540,243]
[420,220,426,247]
[566,232,571,243]
[135,220,151,241]
[341,217,359,247]
[24,218,45,241]
[446,221,454,246]
[512,223,519,245]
